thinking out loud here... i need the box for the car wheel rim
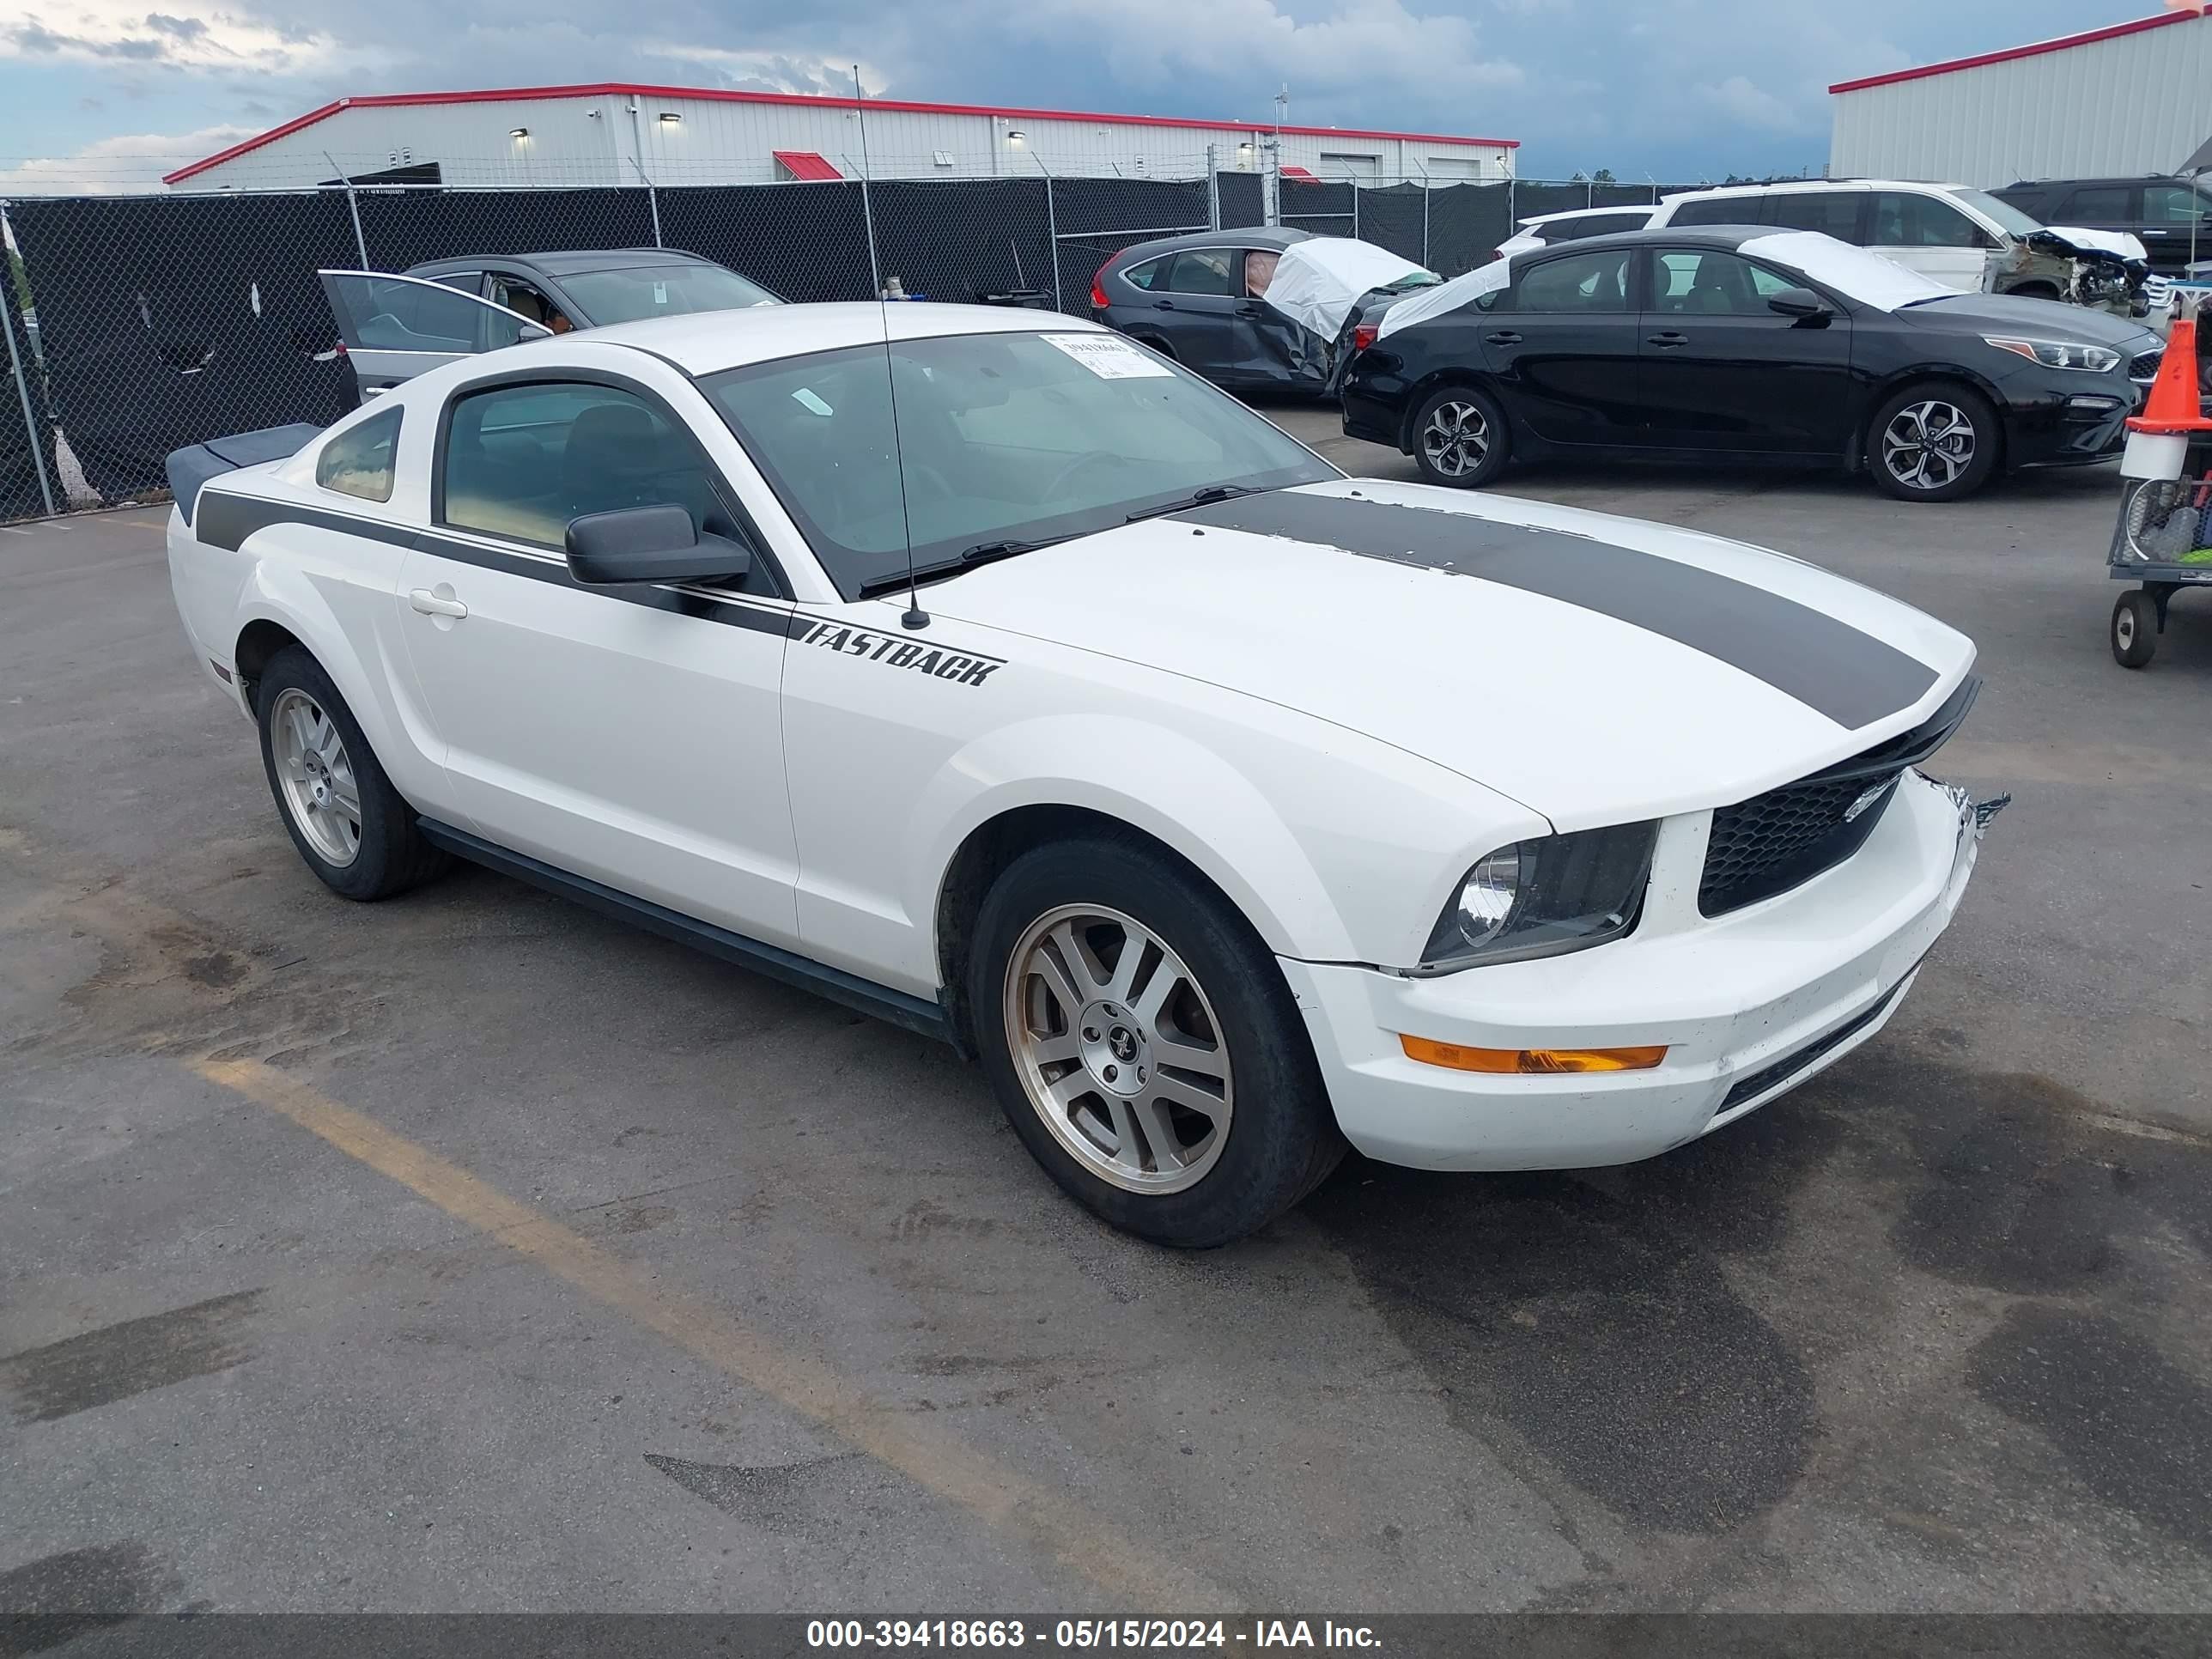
[1421,400,1488,478]
[1002,903,1233,1195]
[1881,400,1975,491]
[270,688,362,867]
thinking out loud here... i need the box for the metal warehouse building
[161,83,1517,192]
[1829,9,2212,188]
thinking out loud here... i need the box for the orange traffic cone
[2124,295,2210,479]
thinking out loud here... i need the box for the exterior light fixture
[659,112,681,125]
[508,127,529,140]
[1006,129,1026,143]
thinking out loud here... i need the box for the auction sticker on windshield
[1042,332,1175,379]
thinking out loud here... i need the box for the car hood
[1899,291,2156,347]
[915,481,1976,830]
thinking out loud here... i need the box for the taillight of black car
[1089,261,1114,311]
[1350,323,1379,355]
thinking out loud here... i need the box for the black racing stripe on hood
[1176,491,1938,730]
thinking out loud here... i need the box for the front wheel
[969,837,1345,1247]
[1868,383,2001,502]
[1410,385,1510,489]
[2112,589,2159,669]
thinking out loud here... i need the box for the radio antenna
[854,63,928,629]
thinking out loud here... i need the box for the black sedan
[1341,226,2165,501]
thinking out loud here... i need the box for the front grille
[1717,971,1912,1111]
[1699,772,1900,916]
[1698,676,1981,919]
[2130,349,2162,386]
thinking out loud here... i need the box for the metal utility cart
[2110,453,2212,667]
[2110,292,2212,669]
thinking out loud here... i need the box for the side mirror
[1767,287,1833,321]
[518,322,553,342]
[564,505,752,587]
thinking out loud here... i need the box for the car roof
[1109,227,1314,265]
[404,248,720,278]
[1662,179,1967,203]
[1518,205,1657,228]
[1522,225,1767,254]
[2005,174,2181,188]
[569,301,1109,375]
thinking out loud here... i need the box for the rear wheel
[969,837,1344,1247]
[1411,385,1509,489]
[256,647,448,900]
[1868,382,2000,502]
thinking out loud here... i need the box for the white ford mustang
[166,298,1995,1246]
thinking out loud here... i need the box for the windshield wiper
[1123,483,1269,525]
[854,534,1074,599]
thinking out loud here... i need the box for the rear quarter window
[1668,197,1759,228]
[315,406,401,504]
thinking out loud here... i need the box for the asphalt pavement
[3,422,2209,1617]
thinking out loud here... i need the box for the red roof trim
[771,149,842,181]
[1829,9,2201,94]
[1279,166,1322,182]
[163,82,1518,184]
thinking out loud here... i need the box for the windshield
[560,264,781,323]
[701,331,1336,599]
[1383,270,1442,291]
[1948,188,2043,238]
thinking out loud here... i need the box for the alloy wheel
[1881,399,1977,492]
[1001,904,1233,1194]
[1421,399,1490,479]
[270,688,362,866]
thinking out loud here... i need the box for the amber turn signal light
[1399,1036,1668,1074]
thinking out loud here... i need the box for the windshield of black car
[699,331,1337,598]
[560,264,781,322]
[1948,189,2043,239]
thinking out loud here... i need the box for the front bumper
[1282,769,1984,1171]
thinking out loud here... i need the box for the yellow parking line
[191,1057,1223,1606]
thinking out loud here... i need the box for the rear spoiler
[164,423,325,526]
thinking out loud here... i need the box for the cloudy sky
[0,0,2168,191]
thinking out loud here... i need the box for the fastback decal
[798,622,1006,687]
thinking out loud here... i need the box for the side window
[2142,185,2209,225]
[1165,248,1236,296]
[1651,251,1794,316]
[489,276,575,333]
[2058,185,2134,221]
[1765,191,1862,240]
[1668,197,1758,228]
[325,275,533,354]
[1870,191,1991,248]
[440,380,729,554]
[1514,249,1631,313]
[315,407,401,504]
[1121,258,1166,291]
[426,271,484,295]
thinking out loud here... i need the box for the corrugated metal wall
[171,94,1513,191]
[1831,16,2212,187]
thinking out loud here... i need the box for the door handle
[1646,331,1690,347]
[409,588,468,619]
[1153,299,1177,310]
[1485,331,1522,345]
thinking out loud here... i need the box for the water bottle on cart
[2111,290,2212,667]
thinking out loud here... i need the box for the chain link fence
[0,168,1707,522]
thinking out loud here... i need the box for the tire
[969,836,1346,1248]
[1867,382,2001,502]
[255,646,448,900]
[1409,384,1510,489]
[2112,590,2159,670]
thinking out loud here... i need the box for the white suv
[1648,179,2153,314]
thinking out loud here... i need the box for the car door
[1142,248,1243,381]
[2137,184,2212,277]
[319,270,545,393]
[1480,245,1644,447]
[395,368,803,946]
[1638,248,1854,456]
[1864,191,1994,293]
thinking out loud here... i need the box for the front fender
[909,714,1356,968]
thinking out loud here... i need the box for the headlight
[1984,337,2122,374]
[1420,823,1659,971]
